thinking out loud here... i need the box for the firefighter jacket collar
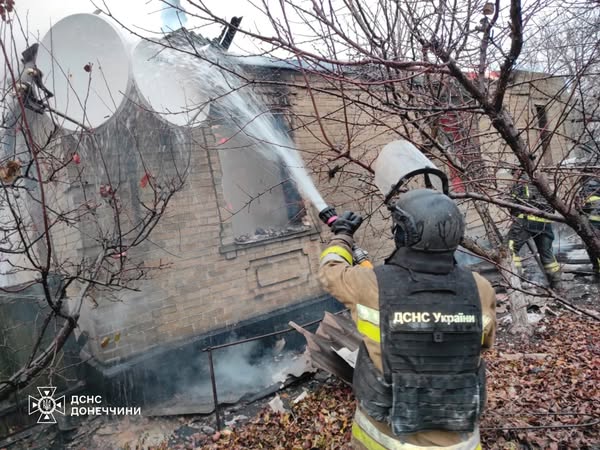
[385,247,455,274]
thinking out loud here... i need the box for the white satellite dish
[132,40,209,127]
[37,13,130,131]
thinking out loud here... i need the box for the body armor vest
[353,250,485,435]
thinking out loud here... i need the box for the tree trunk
[0,315,77,402]
[498,252,532,336]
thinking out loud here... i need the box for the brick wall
[284,73,403,262]
[286,69,572,245]
[48,66,572,364]
[68,87,328,363]
[468,71,572,238]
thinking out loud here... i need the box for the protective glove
[331,211,363,237]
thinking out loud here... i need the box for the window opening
[210,108,310,244]
[535,104,553,165]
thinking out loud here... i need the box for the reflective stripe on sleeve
[517,214,551,223]
[357,304,381,343]
[320,245,353,265]
[357,304,380,326]
[357,319,381,343]
[352,408,482,450]
[482,314,492,331]
[482,314,492,345]
[320,253,347,266]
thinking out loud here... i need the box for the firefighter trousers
[507,218,560,277]
[350,408,482,450]
[583,221,600,274]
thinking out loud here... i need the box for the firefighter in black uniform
[506,171,562,289]
[579,174,600,279]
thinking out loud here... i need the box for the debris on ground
[4,282,599,450]
[202,313,599,450]
[267,395,287,414]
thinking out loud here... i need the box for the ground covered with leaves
[4,305,598,450]
[481,314,599,449]
[188,313,599,450]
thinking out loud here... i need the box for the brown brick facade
[65,67,571,364]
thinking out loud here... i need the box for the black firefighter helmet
[391,188,465,252]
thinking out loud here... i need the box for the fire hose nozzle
[318,206,338,226]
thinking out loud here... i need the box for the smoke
[169,337,306,408]
[455,247,484,267]
[206,340,278,394]
[160,0,188,30]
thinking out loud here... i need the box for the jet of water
[132,41,328,212]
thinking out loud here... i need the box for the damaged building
[0,12,578,430]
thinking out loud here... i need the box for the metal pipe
[207,348,221,431]
[219,16,243,50]
[201,308,349,430]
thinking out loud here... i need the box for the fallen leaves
[197,313,598,450]
[0,159,21,183]
[195,379,354,450]
[482,314,600,449]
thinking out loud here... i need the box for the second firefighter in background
[506,171,562,289]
